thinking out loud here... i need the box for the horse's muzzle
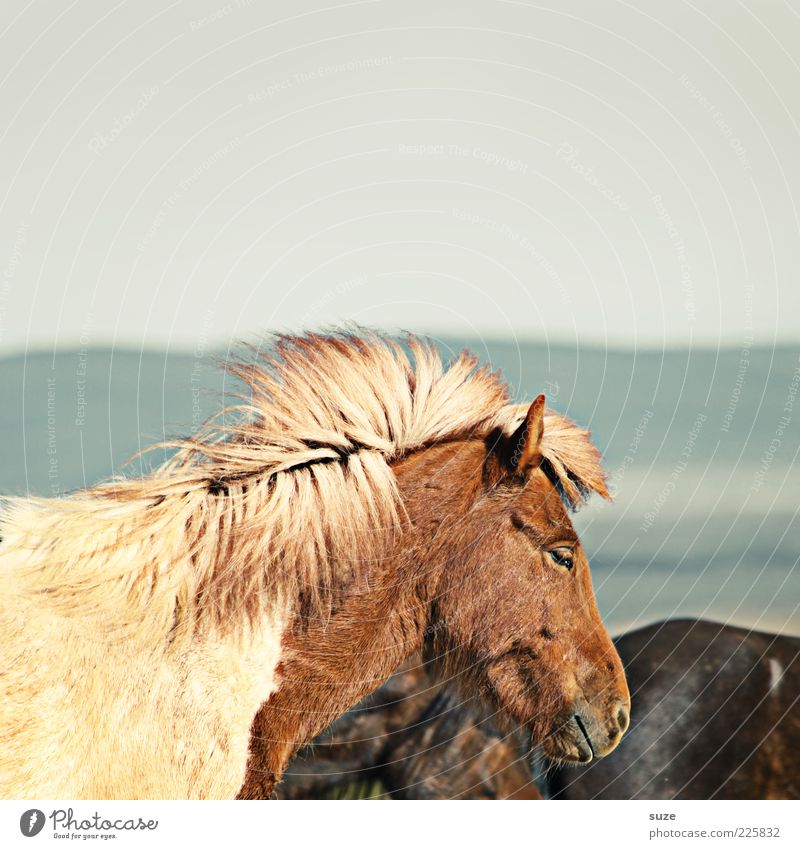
[575,698,630,761]
[546,698,630,763]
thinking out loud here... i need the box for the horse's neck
[238,441,481,798]
[238,553,430,797]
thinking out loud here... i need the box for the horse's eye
[548,547,574,570]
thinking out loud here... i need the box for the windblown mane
[0,331,607,641]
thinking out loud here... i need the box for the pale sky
[1,0,799,354]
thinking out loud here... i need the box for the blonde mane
[0,331,607,642]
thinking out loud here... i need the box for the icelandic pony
[0,331,628,799]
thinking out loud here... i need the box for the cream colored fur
[0,331,605,799]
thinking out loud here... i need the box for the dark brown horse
[550,618,800,799]
[267,619,799,800]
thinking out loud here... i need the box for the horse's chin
[539,716,595,764]
[485,658,598,764]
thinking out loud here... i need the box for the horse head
[403,395,630,762]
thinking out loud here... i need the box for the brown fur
[277,659,539,799]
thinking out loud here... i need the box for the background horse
[274,618,798,800]
[0,331,627,798]
[550,618,800,799]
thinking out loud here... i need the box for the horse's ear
[511,394,545,476]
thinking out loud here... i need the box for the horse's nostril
[617,705,630,733]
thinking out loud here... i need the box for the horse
[268,618,800,800]
[266,659,539,800]
[0,330,628,799]
[549,618,800,799]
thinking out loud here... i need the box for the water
[1,339,798,635]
